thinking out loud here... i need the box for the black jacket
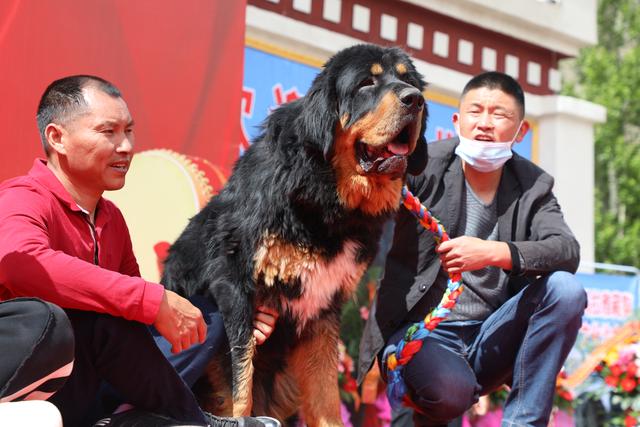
[357,138,580,382]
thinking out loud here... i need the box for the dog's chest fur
[253,235,367,331]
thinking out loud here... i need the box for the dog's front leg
[212,284,256,418]
[229,334,255,417]
[290,315,343,427]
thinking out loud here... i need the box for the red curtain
[0,0,246,181]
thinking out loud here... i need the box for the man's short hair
[36,75,122,155]
[461,71,525,117]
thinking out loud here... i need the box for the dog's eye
[358,77,376,89]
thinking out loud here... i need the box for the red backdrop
[0,0,246,181]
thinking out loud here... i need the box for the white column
[531,95,606,272]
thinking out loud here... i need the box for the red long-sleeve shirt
[0,159,164,324]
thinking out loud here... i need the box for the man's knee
[408,373,477,422]
[46,301,75,353]
[3,298,74,357]
[544,271,587,318]
[411,388,475,423]
[4,298,53,334]
[0,299,74,401]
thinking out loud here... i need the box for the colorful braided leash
[382,185,465,410]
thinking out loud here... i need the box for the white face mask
[454,122,522,172]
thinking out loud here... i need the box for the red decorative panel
[248,0,567,95]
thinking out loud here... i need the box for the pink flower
[359,306,369,320]
[618,349,635,365]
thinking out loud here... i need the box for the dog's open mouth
[357,124,413,178]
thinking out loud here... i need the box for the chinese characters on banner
[576,272,639,342]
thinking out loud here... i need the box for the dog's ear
[295,72,338,160]
[407,103,428,175]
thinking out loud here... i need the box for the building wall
[406,0,598,56]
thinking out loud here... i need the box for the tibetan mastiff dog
[162,44,428,426]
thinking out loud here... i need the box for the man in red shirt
[0,75,278,427]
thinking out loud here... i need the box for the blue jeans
[151,295,226,388]
[383,271,587,427]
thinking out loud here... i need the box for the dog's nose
[399,88,424,111]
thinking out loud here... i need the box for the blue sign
[241,47,317,150]
[576,272,639,340]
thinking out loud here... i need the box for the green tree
[562,0,640,266]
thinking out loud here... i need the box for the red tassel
[442,300,456,309]
[403,395,426,414]
[426,319,440,330]
[398,340,423,364]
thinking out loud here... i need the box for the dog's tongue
[388,141,409,156]
[358,141,409,176]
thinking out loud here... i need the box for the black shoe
[204,413,281,427]
[93,409,204,426]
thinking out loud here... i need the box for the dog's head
[296,44,428,214]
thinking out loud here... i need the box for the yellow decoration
[106,149,223,282]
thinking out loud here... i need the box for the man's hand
[154,290,207,354]
[253,305,278,345]
[436,236,512,274]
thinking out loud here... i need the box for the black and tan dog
[162,44,428,426]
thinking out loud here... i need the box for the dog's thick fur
[162,44,428,426]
